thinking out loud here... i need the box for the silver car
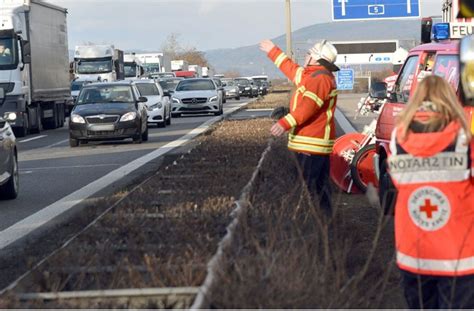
[171,79,223,117]
[0,89,18,199]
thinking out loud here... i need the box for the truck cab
[74,45,125,82]
[124,54,145,80]
[375,35,473,203]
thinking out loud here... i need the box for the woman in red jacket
[388,75,474,308]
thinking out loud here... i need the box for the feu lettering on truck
[450,22,474,39]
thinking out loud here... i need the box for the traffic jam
[0,0,474,308]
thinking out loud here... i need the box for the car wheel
[236,96,241,101]
[142,124,149,142]
[15,114,29,138]
[69,137,79,147]
[223,97,227,103]
[0,151,19,200]
[133,125,143,144]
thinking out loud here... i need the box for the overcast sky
[48,0,444,52]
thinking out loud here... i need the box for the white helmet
[308,40,338,64]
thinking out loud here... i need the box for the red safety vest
[389,122,474,276]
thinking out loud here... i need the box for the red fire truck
[375,4,474,205]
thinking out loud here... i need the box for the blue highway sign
[337,69,354,90]
[333,0,420,21]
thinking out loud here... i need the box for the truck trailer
[0,0,72,136]
[171,60,189,72]
[74,45,125,82]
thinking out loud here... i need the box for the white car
[133,80,171,127]
[171,79,223,117]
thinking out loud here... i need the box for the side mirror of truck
[460,35,474,105]
[21,40,31,64]
[369,82,388,99]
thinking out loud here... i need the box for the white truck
[74,45,125,82]
[0,0,72,136]
[171,60,189,72]
[135,52,172,74]
[124,53,145,80]
[188,65,202,78]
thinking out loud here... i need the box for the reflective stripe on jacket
[389,122,474,276]
[268,47,338,155]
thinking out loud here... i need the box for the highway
[0,99,251,247]
[0,94,362,251]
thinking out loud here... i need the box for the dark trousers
[401,269,474,309]
[295,153,332,216]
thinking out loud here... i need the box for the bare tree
[161,33,210,68]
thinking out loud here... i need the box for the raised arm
[260,40,304,86]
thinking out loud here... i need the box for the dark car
[0,90,18,199]
[69,82,149,147]
[254,80,269,95]
[234,78,254,98]
[212,78,226,103]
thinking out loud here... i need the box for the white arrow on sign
[338,0,348,16]
[407,0,411,14]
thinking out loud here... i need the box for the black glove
[271,106,289,120]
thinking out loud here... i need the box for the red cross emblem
[420,199,438,219]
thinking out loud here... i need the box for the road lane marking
[18,135,47,143]
[0,102,248,250]
[19,164,120,171]
[44,139,69,149]
[246,108,274,111]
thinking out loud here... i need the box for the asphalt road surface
[0,94,362,250]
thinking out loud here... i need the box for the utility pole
[285,0,293,60]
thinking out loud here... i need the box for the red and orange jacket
[267,46,338,155]
[389,121,474,276]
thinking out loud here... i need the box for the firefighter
[259,39,339,216]
[388,75,474,309]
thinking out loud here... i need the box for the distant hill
[205,19,422,78]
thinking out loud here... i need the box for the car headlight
[120,112,137,122]
[172,97,180,104]
[245,87,250,90]
[148,103,162,110]
[209,96,218,102]
[70,114,85,124]
[4,112,17,121]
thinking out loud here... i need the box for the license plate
[90,125,115,131]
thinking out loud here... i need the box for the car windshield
[159,79,181,91]
[235,79,249,85]
[77,59,112,74]
[0,37,16,67]
[176,80,215,91]
[77,85,134,104]
[225,81,235,86]
[136,83,160,96]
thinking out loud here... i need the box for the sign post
[332,0,420,21]
[337,69,355,90]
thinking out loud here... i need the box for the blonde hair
[396,75,472,141]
